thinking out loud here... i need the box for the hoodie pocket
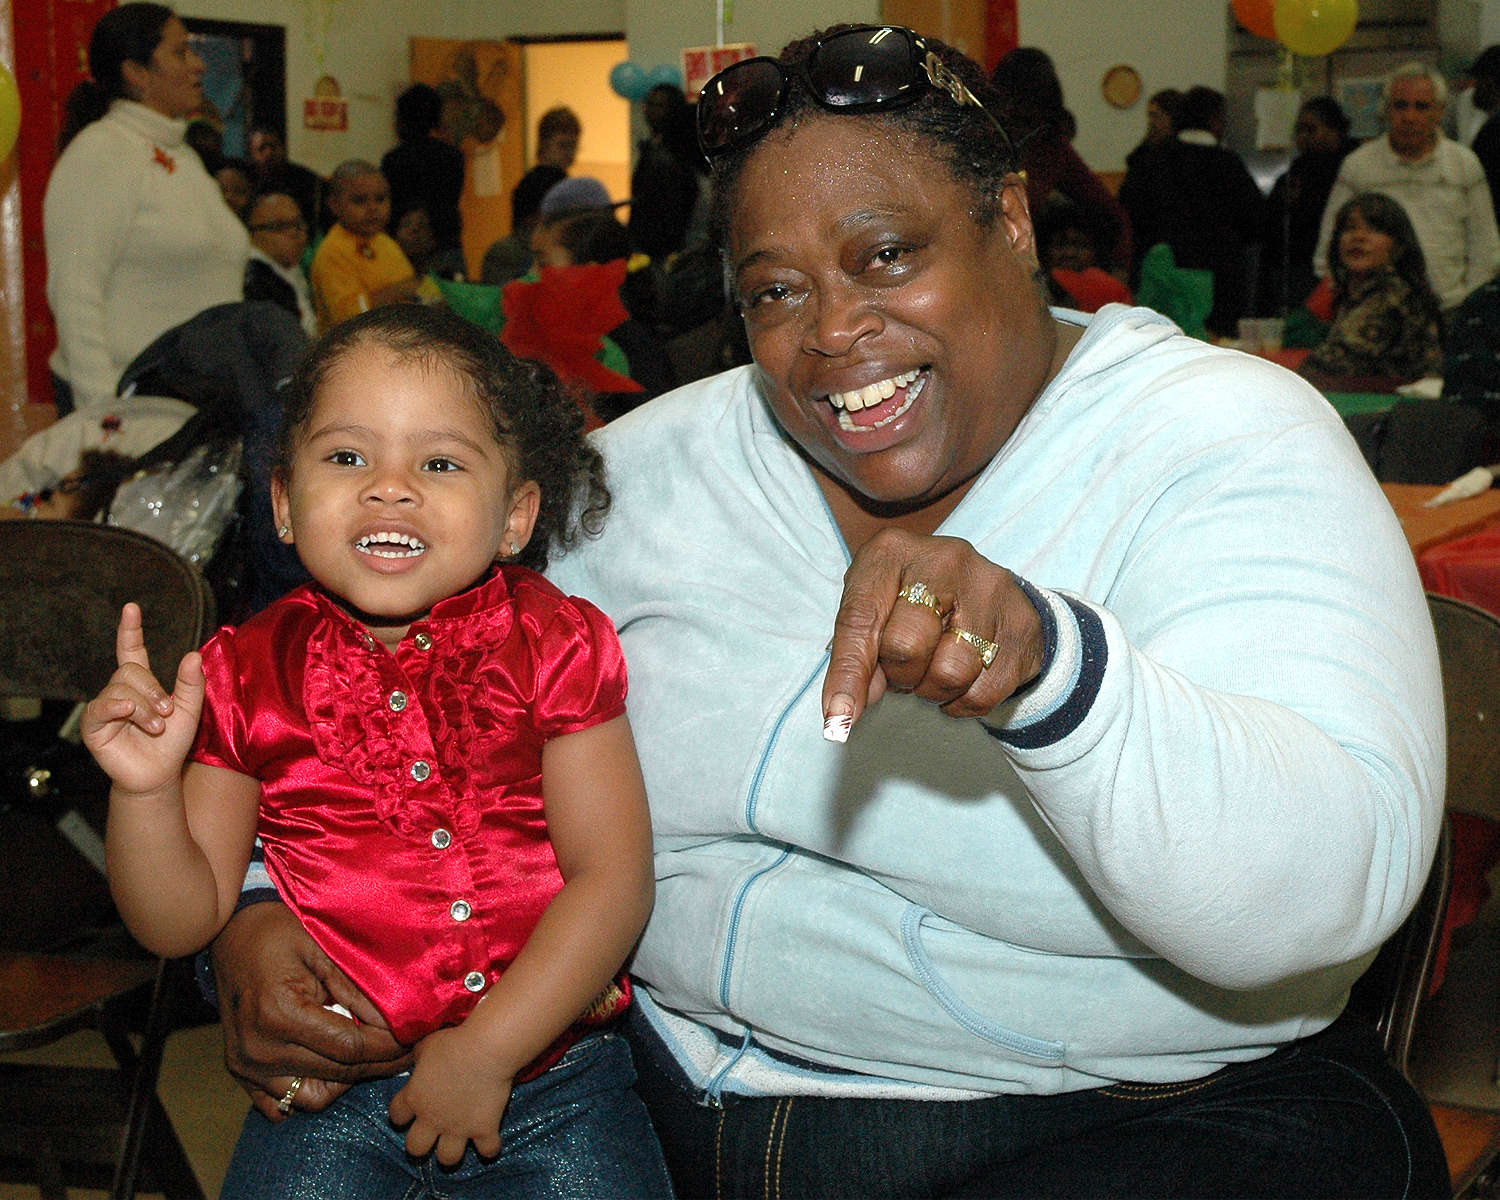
[900,905,1066,1062]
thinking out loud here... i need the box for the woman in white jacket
[44,3,246,414]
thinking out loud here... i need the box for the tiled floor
[0,1021,246,1199]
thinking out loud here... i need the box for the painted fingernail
[823,695,855,743]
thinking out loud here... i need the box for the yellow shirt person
[309,161,418,333]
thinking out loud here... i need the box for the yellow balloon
[1274,0,1359,57]
[0,62,19,164]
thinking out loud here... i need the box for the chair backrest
[0,521,214,702]
[1428,593,1500,822]
[1346,814,1453,1079]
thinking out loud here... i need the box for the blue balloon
[647,64,684,91]
[610,61,651,102]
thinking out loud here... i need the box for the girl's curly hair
[276,305,610,572]
[707,26,1018,260]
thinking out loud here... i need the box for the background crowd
[34,5,1500,466]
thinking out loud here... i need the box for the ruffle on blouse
[303,618,434,835]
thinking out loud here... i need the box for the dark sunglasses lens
[698,59,784,154]
[809,27,916,108]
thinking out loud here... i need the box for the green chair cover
[1135,243,1214,342]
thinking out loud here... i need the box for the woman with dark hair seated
[1301,192,1443,384]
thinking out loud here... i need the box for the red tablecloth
[1420,522,1500,616]
[1397,490,1500,992]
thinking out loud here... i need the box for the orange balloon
[1233,0,1279,39]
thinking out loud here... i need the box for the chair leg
[110,958,203,1200]
[33,1139,66,1200]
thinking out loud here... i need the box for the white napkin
[1425,466,1494,507]
[1396,376,1445,399]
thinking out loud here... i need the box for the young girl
[1301,192,1444,383]
[83,305,673,1198]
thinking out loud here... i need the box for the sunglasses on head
[695,25,1013,161]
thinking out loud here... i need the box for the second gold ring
[951,627,999,668]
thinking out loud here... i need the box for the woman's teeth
[828,368,922,412]
[831,371,926,432]
[356,531,426,558]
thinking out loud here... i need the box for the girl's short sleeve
[531,596,628,739]
[191,628,250,775]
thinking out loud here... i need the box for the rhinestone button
[449,900,472,922]
[414,633,432,651]
[388,690,407,713]
[430,828,451,850]
[410,760,431,782]
[463,971,486,993]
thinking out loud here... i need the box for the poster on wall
[683,43,757,101]
[1254,87,1302,150]
[304,74,348,131]
[1334,77,1387,141]
[304,97,348,131]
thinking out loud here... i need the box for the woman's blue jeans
[627,1012,1451,1199]
[220,1031,674,1199]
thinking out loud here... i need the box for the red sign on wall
[682,43,757,102]
[303,97,348,132]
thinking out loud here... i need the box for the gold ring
[951,627,999,669]
[898,581,944,617]
[276,1077,304,1115]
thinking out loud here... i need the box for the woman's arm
[211,901,414,1121]
[388,713,655,1164]
[823,409,1442,990]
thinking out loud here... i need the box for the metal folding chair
[0,520,212,1198]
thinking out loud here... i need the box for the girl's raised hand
[82,603,206,796]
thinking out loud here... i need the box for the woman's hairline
[713,109,1012,255]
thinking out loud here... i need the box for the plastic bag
[107,439,242,566]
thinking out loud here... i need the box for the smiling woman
[207,26,1452,1200]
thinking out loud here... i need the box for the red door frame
[985,0,1018,71]
[13,0,115,404]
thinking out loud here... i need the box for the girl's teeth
[357,531,426,558]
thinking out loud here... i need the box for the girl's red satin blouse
[192,566,629,1050]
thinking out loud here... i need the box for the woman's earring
[278,525,290,538]
[508,541,520,556]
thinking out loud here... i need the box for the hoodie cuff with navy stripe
[983,579,1107,750]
